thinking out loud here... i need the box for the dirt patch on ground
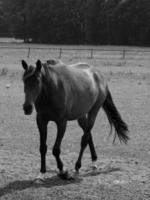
[0,59,150,199]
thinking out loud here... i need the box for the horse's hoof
[92,165,98,171]
[35,179,44,184]
[91,161,98,171]
[66,170,79,180]
[58,170,69,180]
[35,173,45,183]
[58,170,79,180]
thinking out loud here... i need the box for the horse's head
[22,59,42,115]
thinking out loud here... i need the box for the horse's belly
[66,95,96,120]
[67,108,89,120]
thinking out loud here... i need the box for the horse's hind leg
[75,105,100,172]
[52,120,67,175]
[78,116,97,162]
[89,134,97,162]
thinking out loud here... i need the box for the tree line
[0,0,150,46]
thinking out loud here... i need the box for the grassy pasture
[0,44,150,199]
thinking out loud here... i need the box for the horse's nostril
[23,104,33,115]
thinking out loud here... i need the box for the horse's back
[69,63,91,70]
[47,61,107,96]
[45,60,107,93]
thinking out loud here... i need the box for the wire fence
[1,44,150,63]
[21,46,150,60]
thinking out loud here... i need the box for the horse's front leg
[52,120,67,177]
[36,114,48,181]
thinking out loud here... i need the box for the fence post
[59,48,62,59]
[27,47,31,58]
[90,48,94,59]
[122,49,126,59]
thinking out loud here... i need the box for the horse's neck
[41,67,60,99]
[36,67,65,114]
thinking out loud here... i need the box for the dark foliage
[1,0,150,45]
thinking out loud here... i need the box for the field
[0,44,150,199]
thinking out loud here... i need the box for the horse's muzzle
[23,104,33,115]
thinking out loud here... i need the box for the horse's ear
[22,60,28,70]
[36,60,42,72]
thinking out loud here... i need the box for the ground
[0,45,150,199]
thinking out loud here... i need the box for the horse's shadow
[0,175,81,197]
[0,166,121,197]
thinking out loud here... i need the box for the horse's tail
[103,90,129,144]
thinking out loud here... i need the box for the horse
[21,59,129,180]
